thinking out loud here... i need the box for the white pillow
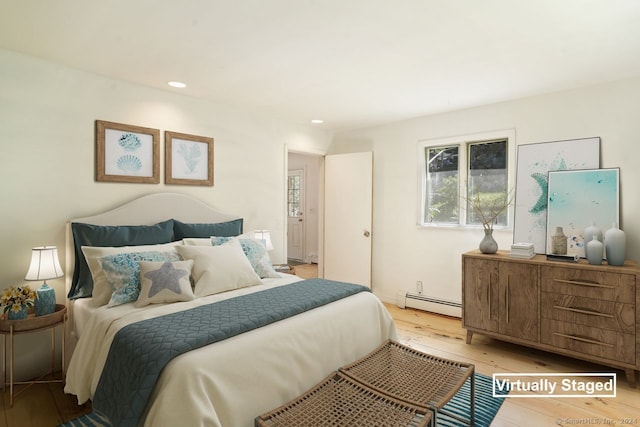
[81,242,181,306]
[176,239,262,297]
[135,260,195,307]
[181,238,213,246]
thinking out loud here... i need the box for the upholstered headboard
[65,193,242,300]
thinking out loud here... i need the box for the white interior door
[287,169,305,261]
[324,152,373,287]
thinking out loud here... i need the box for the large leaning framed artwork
[546,168,619,259]
[165,131,214,186]
[95,120,160,184]
[513,137,600,253]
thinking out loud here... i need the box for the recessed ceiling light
[311,119,324,124]
[168,81,187,88]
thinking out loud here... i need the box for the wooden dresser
[462,250,640,386]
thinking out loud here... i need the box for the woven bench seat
[255,371,432,427]
[340,340,475,426]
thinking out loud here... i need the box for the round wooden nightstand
[0,304,66,407]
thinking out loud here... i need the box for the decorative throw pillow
[69,219,174,299]
[210,236,279,278]
[135,260,195,307]
[176,240,262,298]
[98,251,181,307]
[82,242,181,307]
[181,238,213,246]
[173,219,244,240]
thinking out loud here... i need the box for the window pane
[425,146,459,224]
[288,176,301,217]
[467,140,508,226]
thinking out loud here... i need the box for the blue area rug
[438,373,506,427]
[59,373,505,427]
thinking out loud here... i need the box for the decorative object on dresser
[95,120,160,184]
[164,131,214,186]
[546,168,620,259]
[25,246,63,316]
[510,242,535,259]
[471,190,511,254]
[585,235,604,265]
[462,250,640,387]
[584,221,604,263]
[513,137,600,254]
[604,222,626,266]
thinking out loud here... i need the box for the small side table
[0,304,66,407]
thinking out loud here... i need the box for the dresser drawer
[541,319,635,364]
[541,292,635,334]
[541,266,635,303]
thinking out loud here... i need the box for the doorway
[287,152,321,265]
[287,169,304,261]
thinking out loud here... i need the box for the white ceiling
[2,0,640,131]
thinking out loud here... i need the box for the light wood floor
[2,265,638,426]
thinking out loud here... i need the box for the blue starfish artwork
[529,172,549,214]
[143,261,189,297]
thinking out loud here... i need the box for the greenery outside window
[419,130,514,228]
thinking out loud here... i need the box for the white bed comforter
[65,276,397,427]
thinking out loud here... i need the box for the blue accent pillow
[210,236,279,278]
[173,219,243,240]
[69,219,174,300]
[98,251,181,307]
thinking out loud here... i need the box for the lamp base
[35,284,56,316]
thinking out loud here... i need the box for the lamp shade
[25,246,64,281]
[26,246,63,316]
[254,230,274,251]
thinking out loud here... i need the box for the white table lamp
[254,230,274,251]
[25,246,63,316]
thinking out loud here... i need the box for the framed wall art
[165,131,214,186]
[513,137,600,253]
[546,168,619,259]
[95,120,160,184]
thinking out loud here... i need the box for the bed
[63,193,397,427]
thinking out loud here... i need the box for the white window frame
[417,129,516,229]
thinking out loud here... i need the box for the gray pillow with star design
[135,260,195,307]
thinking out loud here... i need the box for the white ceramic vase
[586,235,603,265]
[604,222,626,266]
[583,221,602,260]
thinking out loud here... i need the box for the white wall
[0,49,331,380]
[330,76,640,306]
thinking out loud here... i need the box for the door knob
[364,230,371,237]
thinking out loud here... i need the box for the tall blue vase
[35,284,56,316]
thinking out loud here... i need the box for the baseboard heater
[397,291,462,318]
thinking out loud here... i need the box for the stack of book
[510,242,535,259]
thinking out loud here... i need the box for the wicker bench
[256,340,474,426]
[255,371,432,427]
[340,340,475,426]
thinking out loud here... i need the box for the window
[288,173,301,217]
[419,130,514,228]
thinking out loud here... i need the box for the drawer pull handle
[553,305,614,318]
[553,279,613,289]
[553,332,614,347]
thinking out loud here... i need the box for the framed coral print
[546,168,619,259]
[95,120,160,183]
[513,137,600,253]
[165,131,214,186]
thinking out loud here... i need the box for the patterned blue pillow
[210,236,278,278]
[98,251,181,307]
